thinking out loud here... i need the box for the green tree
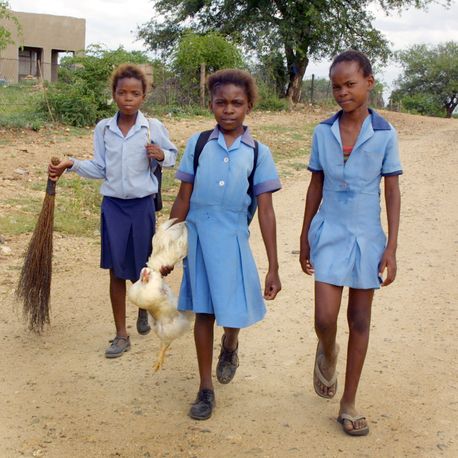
[0,1,21,52]
[392,41,458,118]
[175,32,243,76]
[137,0,446,104]
[173,32,244,104]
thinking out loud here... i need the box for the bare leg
[339,287,374,433]
[314,281,342,397]
[222,327,240,351]
[194,313,215,391]
[109,270,128,338]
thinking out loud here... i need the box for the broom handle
[46,157,61,196]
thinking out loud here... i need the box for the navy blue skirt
[101,195,155,281]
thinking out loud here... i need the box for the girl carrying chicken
[48,64,177,358]
[164,69,282,420]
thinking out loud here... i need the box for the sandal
[105,336,131,358]
[313,342,338,399]
[216,335,239,384]
[337,413,369,436]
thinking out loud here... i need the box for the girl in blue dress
[299,50,402,436]
[165,69,282,420]
[48,64,177,358]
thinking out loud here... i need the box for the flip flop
[313,342,338,399]
[337,413,369,436]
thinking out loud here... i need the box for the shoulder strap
[146,118,154,143]
[101,119,111,141]
[193,129,213,175]
[247,140,258,197]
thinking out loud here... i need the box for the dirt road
[1,111,457,457]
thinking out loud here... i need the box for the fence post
[310,73,315,105]
[200,62,206,108]
[37,60,55,123]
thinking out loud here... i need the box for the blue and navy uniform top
[308,109,402,289]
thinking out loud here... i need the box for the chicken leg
[154,342,171,372]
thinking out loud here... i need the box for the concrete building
[0,11,85,83]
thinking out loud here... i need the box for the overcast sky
[9,0,458,93]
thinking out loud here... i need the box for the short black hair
[329,50,373,77]
[111,63,147,94]
[207,68,258,105]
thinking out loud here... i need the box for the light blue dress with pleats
[175,126,281,328]
[308,110,402,289]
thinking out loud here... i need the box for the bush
[256,94,288,111]
[399,93,444,117]
[256,83,288,111]
[44,81,111,127]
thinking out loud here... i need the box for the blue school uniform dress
[308,109,402,289]
[68,110,177,281]
[175,126,281,328]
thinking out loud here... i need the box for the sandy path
[1,111,457,457]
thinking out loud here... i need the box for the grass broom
[16,157,61,333]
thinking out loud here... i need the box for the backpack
[103,118,163,211]
[193,129,258,224]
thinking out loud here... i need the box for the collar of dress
[320,108,391,131]
[209,125,256,148]
[106,110,149,138]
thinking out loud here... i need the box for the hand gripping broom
[16,157,61,333]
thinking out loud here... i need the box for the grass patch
[0,176,102,237]
[0,82,47,130]
[143,103,212,119]
[252,122,314,163]
[55,176,102,236]
[0,198,43,235]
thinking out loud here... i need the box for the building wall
[0,11,86,83]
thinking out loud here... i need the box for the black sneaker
[216,335,239,384]
[136,308,151,335]
[189,389,215,420]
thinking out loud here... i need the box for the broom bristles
[16,158,60,333]
[16,191,55,332]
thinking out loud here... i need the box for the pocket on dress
[308,213,325,248]
[360,148,384,178]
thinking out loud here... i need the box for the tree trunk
[200,62,206,108]
[286,58,308,105]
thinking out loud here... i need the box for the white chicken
[147,218,189,272]
[128,218,192,371]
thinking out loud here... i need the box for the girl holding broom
[48,63,177,358]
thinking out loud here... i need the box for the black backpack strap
[247,140,258,197]
[193,129,213,176]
